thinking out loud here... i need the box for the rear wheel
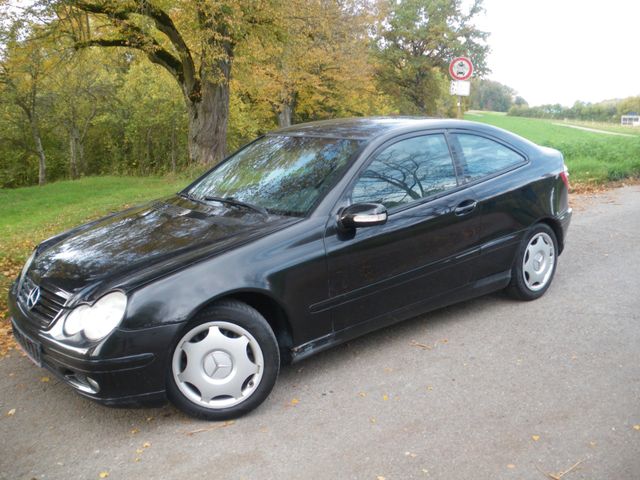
[507,223,558,301]
[167,300,279,420]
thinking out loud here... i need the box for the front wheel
[167,300,280,420]
[507,224,558,301]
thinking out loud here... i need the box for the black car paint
[9,118,571,407]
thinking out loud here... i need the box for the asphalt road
[1,186,639,480]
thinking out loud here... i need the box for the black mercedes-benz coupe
[9,117,572,420]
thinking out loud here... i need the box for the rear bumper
[9,285,182,408]
[557,208,572,253]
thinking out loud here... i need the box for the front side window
[350,134,458,210]
[454,134,525,181]
[189,135,364,216]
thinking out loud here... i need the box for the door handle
[454,199,477,216]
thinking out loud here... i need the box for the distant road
[552,122,636,137]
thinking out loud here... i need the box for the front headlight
[18,249,37,287]
[64,292,128,341]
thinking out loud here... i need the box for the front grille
[12,321,42,366]
[18,275,69,329]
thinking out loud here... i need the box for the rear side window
[350,134,458,210]
[454,134,525,181]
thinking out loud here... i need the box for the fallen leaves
[6,408,16,416]
[98,472,109,479]
[633,425,640,431]
[532,435,540,441]
[507,464,516,469]
[289,398,300,406]
[536,460,584,480]
[410,338,449,350]
[382,394,389,401]
[40,376,50,383]
[185,420,235,436]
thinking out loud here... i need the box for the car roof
[269,117,496,140]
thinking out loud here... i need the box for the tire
[506,223,558,301]
[167,300,280,420]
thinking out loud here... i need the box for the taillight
[560,165,570,190]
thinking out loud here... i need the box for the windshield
[188,135,364,216]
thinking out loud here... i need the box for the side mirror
[338,203,388,230]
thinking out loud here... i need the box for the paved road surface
[1,186,639,480]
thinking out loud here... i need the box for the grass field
[465,111,640,185]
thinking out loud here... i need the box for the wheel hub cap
[522,231,555,292]
[203,351,233,379]
[171,321,265,410]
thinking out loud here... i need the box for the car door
[447,131,530,282]
[322,132,483,332]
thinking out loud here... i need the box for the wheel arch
[184,289,295,363]
[536,217,564,254]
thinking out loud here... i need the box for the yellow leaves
[290,398,300,406]
[404,451,417,458]
[532,435,540,441]
[185,420,235,436]
[358,392,367,398]
[382,394,389,401]
[40,376,50,383]
[130,428,139,435]
[507,464,516,469]
[633,425,640,431]
[99,472,109,479]
[369,417,377,424]
[7,408,16,416]
[376,476,386,480]
[142,442,151,448]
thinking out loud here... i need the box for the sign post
[449,57,473,119]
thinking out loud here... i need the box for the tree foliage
[469,79,516,112]
[374,0,488,115]
[0,0,492,188]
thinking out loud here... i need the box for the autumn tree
[469,79,515,112]
[374,0,489,115]
[52,0,276,166]
[237,0,390,128]
[0,18,52,185]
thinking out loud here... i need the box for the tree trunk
[277,91,297,128]
[187,76,229,166]
[28,116,47,186]
[69,127,80,179]
[170,119,177,173]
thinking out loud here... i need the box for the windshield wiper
[177,192,205,205]
[203,195,269,218]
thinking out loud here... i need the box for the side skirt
[290,270,512,363]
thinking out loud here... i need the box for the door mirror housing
[338,203,388,230]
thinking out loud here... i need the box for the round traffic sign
[449,57,473,81]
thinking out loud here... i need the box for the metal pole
[457,96,462,119]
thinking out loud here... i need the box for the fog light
[65,371,100,394]
[86,377,100,393]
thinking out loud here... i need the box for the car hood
[28,195,298,295]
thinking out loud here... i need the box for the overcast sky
[473,0,640,106]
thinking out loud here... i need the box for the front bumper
[9,284,183,407]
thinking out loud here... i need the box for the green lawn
[465,111,640,185]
